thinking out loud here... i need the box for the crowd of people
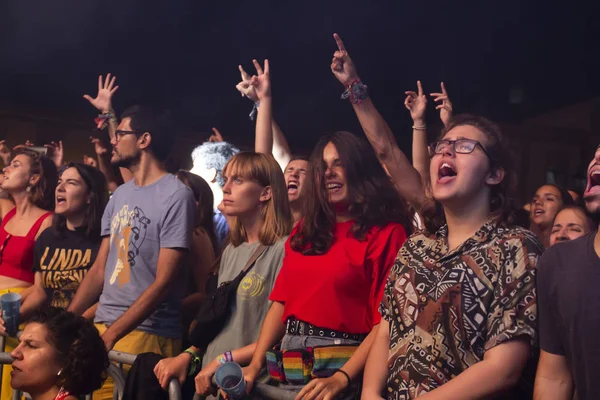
[0,33,597,400]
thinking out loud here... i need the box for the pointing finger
[417,80,424,96]
[333,33,347,52]
[263,59,269,75]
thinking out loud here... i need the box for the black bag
[189,244,267,349]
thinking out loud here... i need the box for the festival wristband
[184,348,202,377]
[217,351,233,364]
[249,101,260,121]
[340,79,369,105]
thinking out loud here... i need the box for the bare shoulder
[34,210,54,240]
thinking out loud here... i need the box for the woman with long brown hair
[242,130,411,400]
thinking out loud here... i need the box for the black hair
[191,142,240,187]
[28,307,108,396]
[53,163,109,237]
[533,184,575,207]
[120,105,174,162]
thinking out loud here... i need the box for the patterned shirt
[380,220,543,399]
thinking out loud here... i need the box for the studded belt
[285,318,368,342]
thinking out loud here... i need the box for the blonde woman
[154,150,292,397]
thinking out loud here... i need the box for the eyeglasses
[115,130,144,141]
[429,139,490,159]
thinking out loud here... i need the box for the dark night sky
[0,0,598,153]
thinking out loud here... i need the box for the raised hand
[208,127,224,143]
[44,141,64,168]
[249,59,271,100]
[235,65,259,102]
[90,136,109,157]
[404,81,428,125]
[12,140,35,151]
[430,82,453,128]
[82,155,98,168]
[83,74,119,113]
[330,33,359,86]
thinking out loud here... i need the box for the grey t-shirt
[202,237,287,368]
[95,174,196,339]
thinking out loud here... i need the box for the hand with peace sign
[235,65,259,103]
[430,82,453,128]
[330,33,359,86]
[404,81,428,126]
[83,74,119,113]
[249,59,271,101]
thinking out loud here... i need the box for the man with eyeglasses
[534,145,600,400]
[68,105,196,400]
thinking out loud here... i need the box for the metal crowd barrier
[0,335,181,400]
[197,375,298,400]
[1,334,297,400]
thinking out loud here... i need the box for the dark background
[0,0,598,154]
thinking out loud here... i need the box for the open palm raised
[83,74,119,113]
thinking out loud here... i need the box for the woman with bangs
[325,34,545,399]
[154,77,292,398]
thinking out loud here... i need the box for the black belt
[285,318,368,342]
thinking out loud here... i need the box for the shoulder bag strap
[240,244,267,276]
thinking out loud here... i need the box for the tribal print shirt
[380,220,543,399]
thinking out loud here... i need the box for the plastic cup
[1,292,21,337]
[215,362,246,399]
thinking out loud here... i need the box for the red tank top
[0,208,52,284]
